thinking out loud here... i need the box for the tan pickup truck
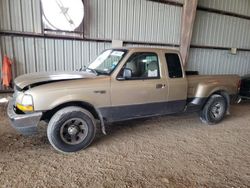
[8,47,240,153]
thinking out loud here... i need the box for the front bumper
[7,99,42,135]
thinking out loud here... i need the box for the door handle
[156,84,166,89]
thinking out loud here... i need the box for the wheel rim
[60,118,88,145]
[210,102,224,120]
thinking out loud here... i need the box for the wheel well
[41,101,100,122]
[208,90,230,112]
[213,91,230,105]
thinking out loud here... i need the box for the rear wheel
[200,94,227,125]
[47,106,96,153]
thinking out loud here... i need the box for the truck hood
[14,71,96,90]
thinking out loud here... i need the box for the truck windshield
[88,49,127,75]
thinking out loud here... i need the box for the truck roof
[109,46,180,53]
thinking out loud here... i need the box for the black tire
[47,106,96,153]
[200,94,227,125]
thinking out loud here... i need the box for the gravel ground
[0,99,250,188]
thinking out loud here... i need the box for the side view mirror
[117,68,132,81]
[123,68,132,79]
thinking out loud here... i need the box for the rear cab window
[165,53,183,78]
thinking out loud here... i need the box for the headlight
[16,94,34,112]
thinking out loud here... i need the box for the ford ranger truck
[7,47,240,153]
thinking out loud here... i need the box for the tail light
[237,80,241,92]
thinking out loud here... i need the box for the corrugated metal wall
[84,0,182,44]
[0,0,183,79]
[0,0,42,33]
[191,11,250,48]
[0,36,111,77]
[198,0,250,16]
[187,48,250,75]
[0,0,250,82]
[188,0,250,75]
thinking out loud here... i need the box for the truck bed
[187,75,240,99]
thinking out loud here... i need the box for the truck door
[165,53,188,112]
[109,52,169,121]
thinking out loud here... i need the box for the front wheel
[47,106,96,153]
[200,94,227,125]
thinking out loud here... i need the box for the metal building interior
[0,0,250,187]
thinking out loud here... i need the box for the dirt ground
[0,99,250,188]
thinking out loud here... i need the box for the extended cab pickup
[7,47,240,152]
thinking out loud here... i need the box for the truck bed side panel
[186,75,240,112]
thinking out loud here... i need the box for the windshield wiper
[82,67,98,75]
[94,69,110,75]
[79,66,109,75]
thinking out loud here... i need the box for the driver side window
[120,52,160,79]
